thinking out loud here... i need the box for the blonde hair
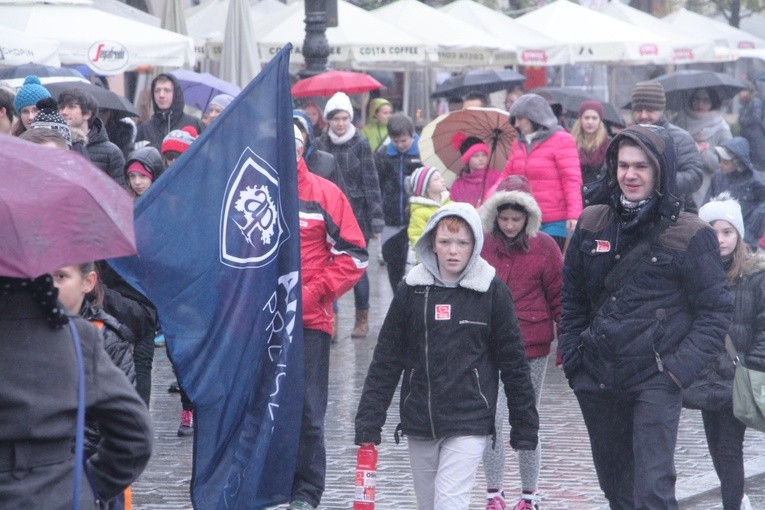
[571,117,607,152]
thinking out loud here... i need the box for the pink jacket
[502,130,582,224]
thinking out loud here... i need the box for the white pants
[407,435,488,510]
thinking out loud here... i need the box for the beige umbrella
[220,0,259,88]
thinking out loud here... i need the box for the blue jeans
[573,370,682,510]
[702,407,747,510]
[353,270,369,311]
[291,328,331,507]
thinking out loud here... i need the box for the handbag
[682,336,736,411]
[733,360,765,432]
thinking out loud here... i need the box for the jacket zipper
[423,287,436,438]
[459,320,488,326]
[473,368,490,408]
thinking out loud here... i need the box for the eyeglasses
[692,97,712,105]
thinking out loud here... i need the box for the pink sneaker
[513,492,539,510]
[485,494,507,510]
[178,410,193,437]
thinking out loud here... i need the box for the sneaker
[177,410,193,437]
[513,492,539,510]
[288,501,315,510]
[154,333,165,347]
[741,494,752,510]
[486,494,507,510]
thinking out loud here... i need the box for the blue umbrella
[169,69,241,113]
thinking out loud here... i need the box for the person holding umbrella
[450,133,503,208]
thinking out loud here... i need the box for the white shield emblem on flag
[220,148,288,268]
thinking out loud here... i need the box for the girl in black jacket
[697,198,765,510]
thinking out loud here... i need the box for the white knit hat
[323,92,353,121]
[699,197,745,240]
[294,124,305,150]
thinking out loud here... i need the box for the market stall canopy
[91,0,159,26]
[663,8,765,56]
[256,0,428,68]
[438,0,570,66]
[0,26,60,66]
[0,0,195,75]
[598,1,726,63]
[517,0,691,65]
[186,0,285,61]
[371,0,512,66]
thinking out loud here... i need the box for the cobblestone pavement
[132,240,765,509]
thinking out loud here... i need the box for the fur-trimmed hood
[407,202,495,291]
[480,189,542,237]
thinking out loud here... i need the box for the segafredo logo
[220,148,288,269]
[520,49,548,64]
[639,44,659,56]
[88,41,129,72]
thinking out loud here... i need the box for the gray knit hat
[631,81,666,112]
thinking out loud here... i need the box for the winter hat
[699,197,745,240]
[14,75,51,112]
[324,92,353,121]
[631,81,666,112]
[496,174,532,194]
[715,146,733,161]
[294,124,305,150]
[126,160,153,181]
[209,93,234,111]
[30,97,71,146]
[452,132,489,165]
[578,99,604,119]
[161,126,198,155]
[407,166,439,197]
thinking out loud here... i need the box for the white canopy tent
[598,2,727,63]
[255,0,429,68]
[371,0,511,67]
[438,0,570,67]
[0,26,60,66]
[91,0,160,27]
[517,0,692,65]
[716,10,765,42]
[663,8,765,55]
[0,0,195,75]
[186,0,286,61]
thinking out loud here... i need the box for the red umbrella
[291,70,383,98]
[0,135,136,278]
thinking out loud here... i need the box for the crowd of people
[3,67,765,510]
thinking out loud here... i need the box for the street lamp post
[301,0,330,78]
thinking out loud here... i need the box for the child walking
[406,165,451,255]
[695,198,765,510]
[355,202,539,510]
[479,176,562,510]
[449,133,502,208]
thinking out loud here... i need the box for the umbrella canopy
[256,0,428,67]
[431,69,526,99]
[43,80,139,118]
[220,0,258,88]
[0,135,136,278]
[170,68,241,113]
[664,8,765,53]
[530,87,625,128]
[438,0,570,66]
[648,70,746,110]
[162,0,187,35]
[0,26,61,66]
[0,0,195,75]
[292,71,382,98]
[0,62,84,80]
[418,107,513,187]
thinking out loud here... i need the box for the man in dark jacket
[59,88,126,187]
[375,112,422,291]
[560,124,734,509]
[630,80,703,212]
[136,73,202,150]
[738,82,765,172]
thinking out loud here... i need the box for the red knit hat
[126,160,153,181]
[578,99,604,119]
[452,132,490,165]
[161,126,198,155]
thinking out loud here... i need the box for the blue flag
[111,45,303,509]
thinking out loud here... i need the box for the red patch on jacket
[435,304,451,320]
[595,240,611,253]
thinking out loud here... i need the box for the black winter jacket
[136,73,202,150]
[561,125,733,390]
[87,118,126,188]
[655,117,703,212]
[375,136,421,227]
[738,95,765,168]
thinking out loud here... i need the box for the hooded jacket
[654,116,703,212]
[561,125,734,390]
[480,180,562,358]
[355,203,539,449]
[125,146,164,182]
[407,190,451,250]
[360,98,392,152]
[375,133,422,227]
[136,74,202,150]
[297,157,367,335]
[503,94,582,224]
[706,137,765,248]
[737,94,765,168]
[87,117,126,188]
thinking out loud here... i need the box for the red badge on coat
[435,304,451,320]
[595,240,611,253]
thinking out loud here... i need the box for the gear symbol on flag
[233,185,276,245]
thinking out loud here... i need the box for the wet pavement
[132,240,765,509]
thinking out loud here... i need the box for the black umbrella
[650,70,746,110]
[431,69,526,99]
[43,81,139,119]
[0,63,85,82]
[529,87,625,128]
